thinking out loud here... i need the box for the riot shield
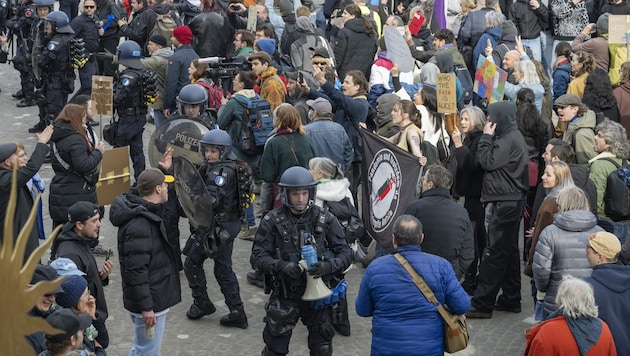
[172,156,214,230]
[31,21,44,81]
[148,117,210,168]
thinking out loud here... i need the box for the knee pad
[309,343,332,356]
[183,258,205,286]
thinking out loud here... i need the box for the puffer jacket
[356,245,470,356]
[533,209,603,315]
[109,189,181,313]
[48,121,102,224]
[334,17,378,82]
[552,59,571,101]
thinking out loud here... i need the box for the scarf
[547,309,603,356]
[27,173,46,240]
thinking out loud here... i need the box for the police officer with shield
[31,10,75,133]
[251,166,353,356]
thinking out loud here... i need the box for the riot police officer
[251,166,353,356]
[112,40,154,181]
[173,83,216,127]
[31,10,75,133]
[180,129,249,328]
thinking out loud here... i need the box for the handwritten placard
[247,6,257,32]
[608,15,630,44]
[473,56,507,103]
[437,73,457,113]
[91,76,113,116]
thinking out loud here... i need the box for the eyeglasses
[84,5,95,8]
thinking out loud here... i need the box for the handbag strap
[281,136,300,165]
[394,253,458,330]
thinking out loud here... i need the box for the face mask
[307,111,313,121]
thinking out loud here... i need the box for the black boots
[12,90,23,99]
[186,300,216,320]
[17,99,36,107]
[220,306,248,329]
[28,121,47,133]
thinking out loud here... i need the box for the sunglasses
[312,61,327,65]
[84,5,96,8]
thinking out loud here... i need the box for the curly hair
[582,68,618,111]
[572,51,595,77]
[394,99,422,127]
[595,119,630,158]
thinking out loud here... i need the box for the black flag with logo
[361,129,422,249]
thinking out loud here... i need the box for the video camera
[199,56,252,82]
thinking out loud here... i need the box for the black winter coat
[51,229,109,320]
[190,11,231,58]
[0,143,48,263]
[49,121,102,225]
[405,188,475,279]
[453,130,484,199]
[109,189,181,313]
[333,18,377,82]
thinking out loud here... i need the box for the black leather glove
[308,261,332,278]
[278,260,302,279]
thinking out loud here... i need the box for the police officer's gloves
[96,51,114,61]
[308,261,332,278]
[278,260,302,279]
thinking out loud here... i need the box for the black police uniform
[251,205,353,356]
[184,158,246,322]
[7,1,38,104]
[36,26,74,128]
[70,10,100,98]
[113,68,147,181]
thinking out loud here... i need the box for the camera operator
[226,0,284,39]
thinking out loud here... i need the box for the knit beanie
[56,275,88,308]
[173,26,193,45]
[257,38,276,57]
[279,0,293,14]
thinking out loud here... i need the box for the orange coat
[525,315,617,356]
[259,67,286,111]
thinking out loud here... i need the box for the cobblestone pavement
[0,62,537,355]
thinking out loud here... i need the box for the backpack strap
[601,157,622,168]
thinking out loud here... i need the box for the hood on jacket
[376,93,400,127]
[51,121,81,142]
[51,229,98,258]
[153,47,174,59]
[109,189,163,228]
[590,264,630,293]
[487,101,517,136]
[553,209,598,232]
[485,26,502,41]
[435,52,453,73]
[296,16,317,34]
[344,18,370,34]
[152,3,171,14]
[316,178,351,203]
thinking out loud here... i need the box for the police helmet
[278,166,317,212]
[33,0,54,11]
[45,11,74,34]
[177,84,208,118]
[116,40,143,69]
[199,129,232,161]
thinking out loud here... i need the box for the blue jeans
[521,37,542,62]
[243,205,255,227]
[153,109,167,128]
[129,311,167,356]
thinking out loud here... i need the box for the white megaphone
[299,259,332,301]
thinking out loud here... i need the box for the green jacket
[259,131,317,183]
[563,110,597,167]
[589,152,623,219]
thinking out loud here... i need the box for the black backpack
[324,197,366,245]
[602,158,630,222]
[454,64,473,105]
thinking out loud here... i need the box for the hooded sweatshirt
[375,93,401,137]
[477,101,529,202]
[290,16,332,72]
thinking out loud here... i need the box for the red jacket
[525,315,617,356]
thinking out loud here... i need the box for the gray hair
[595,119,630,159]
[485,11,505,28]
[308,157,344,179]
[393,215,423,246]
[459,106,486,133]
[555,186,589,212]
[387,15,404,27]
[513,60,541,85]
[556,276,598,319]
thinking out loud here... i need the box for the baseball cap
[63,201,100,232]
[136,168,174,197]
[579,231,621,260]
[45,309,92,343]
[306,97,333,117]
[50,258,86,276]
[30,265,65,295]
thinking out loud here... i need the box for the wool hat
[45,309,92,343]
[249,51,272,64]
[50,258,86,277]
[279,0,293,15]
[30,265,64,295]
[597,13,609,34]
[554,93,582,107]
[502,20,518,36]
[580,231,621,260]
[137,168,174,197]
[148,34,168,47]
[256,38,276,58]
[173,25,192,45]
[0,143,17,162]
[55,275,88,308]
[306,97,333,117]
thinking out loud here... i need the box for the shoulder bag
[394,253,469,353]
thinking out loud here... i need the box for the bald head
[256,5,268,20]
[502,50,520,70]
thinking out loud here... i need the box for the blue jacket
[585,263,630,354]
[305,119,354,173]
[356,245,470,356]
[473,27,502,70]
[552,60,571,101]
[164,44,199,111]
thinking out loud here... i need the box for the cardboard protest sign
[96,146,131,206]
[608,15,630,44]
[384,26,414,73]
[474,56,507,103]
[437,73,457,113]
[247,6,257,32]
[91,76,113,116]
